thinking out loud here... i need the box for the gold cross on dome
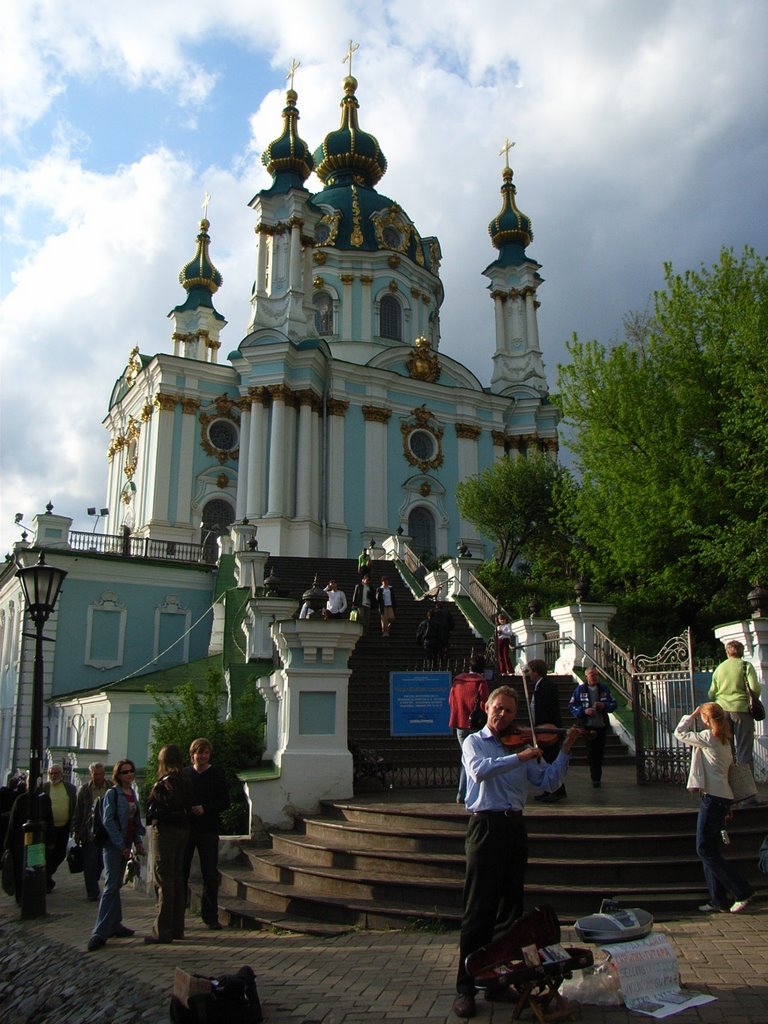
[342,39,360,76]
[201,191,211,218]
[286,58,300,89]
[499,138,516,169]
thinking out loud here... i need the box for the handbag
[66,842,85,874]
[729,761,757,802]
[742,665,766,721]
[349,609,359,622]
[468,684,487,732]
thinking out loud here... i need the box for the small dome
[261,88,314,192]
[171,218,224,316]
[488,167,533,265]
[313,76,387,188]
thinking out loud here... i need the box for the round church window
[208,419,238,453]
[409,429,437,461]
[382,225,404,250]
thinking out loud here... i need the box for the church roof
[170,217,225,320]
[261,87,314,193]
[313,75,387,188]
[487,165,534,267]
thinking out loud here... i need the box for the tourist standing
[183,738,230,931]
[145,744,192,944]
[72,761,110,900]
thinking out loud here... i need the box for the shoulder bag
[729,761,757,802]
[468,683,487,732]
[742,663,765,722]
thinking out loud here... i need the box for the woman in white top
[674,703,753,914]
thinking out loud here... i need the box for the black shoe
[592,780,602,788]
[205,920,223,930]
[46,879,56,893]
[452,992,476,1018]
[87,936,106,952]
[112,926,134,938]
[144,935,173,944]
[534,792,553,803]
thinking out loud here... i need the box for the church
[103,68,558,566]
[0,63,558,784]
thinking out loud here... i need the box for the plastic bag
[561,959,623,1006]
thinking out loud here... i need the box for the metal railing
[69,530,209,564]
[398,543,430,593]
[593,627,634,705]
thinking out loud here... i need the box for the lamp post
[15,551,67,918]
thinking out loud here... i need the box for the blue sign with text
[390,671,452,736]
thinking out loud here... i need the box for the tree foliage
[555,247,768,614]
[456,449,571,570]
[146,671,265,834]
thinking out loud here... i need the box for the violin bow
[520,667,539,751]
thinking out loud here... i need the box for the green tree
[456,449,570,570]
[146,671,264,834]
[556,247,768,614]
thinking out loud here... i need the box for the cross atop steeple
[342,39,359,76]
[499,138,515,170]
[286,57,300,90]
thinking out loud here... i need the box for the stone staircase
[211,793,767,934]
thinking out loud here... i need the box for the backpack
[147,773,189,827]
[93,787,117,847]
[169,966,263,1024]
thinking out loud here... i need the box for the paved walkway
[2,829,767,1024]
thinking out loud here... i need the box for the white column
[288,222,302,290]
[256,228,269,296]
[360,275,373,341]
[247,392,266,519]
[236,403,250,520]
[327,401,348,526]
[363,406,390,532]
[296,394,314,518]
[340,275,354,338]
[526,290,540,350]
[174,399,199,526]
[266,387,288,516]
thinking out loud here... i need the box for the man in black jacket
[183,738,230,930]
[526,660,566,803]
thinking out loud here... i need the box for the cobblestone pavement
[1,864,767,1023]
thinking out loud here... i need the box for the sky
[2,0,767,557]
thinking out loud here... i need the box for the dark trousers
[82,837,103,898]
[184,831,221,924]
[542,741,565,796]
[586,727,607,783]
[456,813,527,994]
[696,794,752,908]
[46,823,70,883]
[151,823,190,941]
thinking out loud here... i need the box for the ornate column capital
[455,423,481,440]
[362,404,392,424]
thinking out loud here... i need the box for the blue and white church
[0,69,559,789]
[104,73,557,565]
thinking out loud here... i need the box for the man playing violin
[452,685,583,1020]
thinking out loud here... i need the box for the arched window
[380,294,402,340]
[408,507,435,563]
[201,498,234,562]
[314,292,334,335]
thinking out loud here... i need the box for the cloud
[2,0,767,555]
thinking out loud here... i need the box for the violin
[498,723,587,749]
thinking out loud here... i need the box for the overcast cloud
[2,0,766,555]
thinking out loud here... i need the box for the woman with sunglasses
[87,759,145,951]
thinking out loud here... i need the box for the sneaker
[698,903,725,913]
[452,993,476,1018]
[112,925,135,938]
[730,897,753,914]
[87,936,106,952]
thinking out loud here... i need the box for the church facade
[104,72,558,567]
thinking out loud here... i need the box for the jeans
[91,843,125,940]
[696,794,752,908]
[82,838,103,898]
[726,711,755,774]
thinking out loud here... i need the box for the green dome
[488,167,533,265]
[171,218,225,318]
[261,89,314,192]
[313,76,387,188]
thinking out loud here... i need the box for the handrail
[68,530,209,564]
[398,543,430,591]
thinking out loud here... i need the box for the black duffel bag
[66,843,84,874]
[170,966,263,1024]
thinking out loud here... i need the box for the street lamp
[15,551,67,918]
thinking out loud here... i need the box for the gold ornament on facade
[388,254,400,269]
[216,474,229,489]
[181,397,200,415]
[154,393,178,413]
[419,482,431,497]
[123,417,140,480]
[313,276,325,289]
[350,185,364,247]
[267,384,293,403]
[125,346,142,389]
[340,273,354,285]
[491,430,508,447]
[360,274,373,284]
[199,404,240,464]
[140,403,153,422]
[400,405,444,472]
[326,398,350,417]
[406,336,440,383]
[455,423,481,440]
[428,239,441,275]
[313,251,327,265]
[362,404,392,423]
[388,279,399,292]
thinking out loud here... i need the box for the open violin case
[465,904,593,1023]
